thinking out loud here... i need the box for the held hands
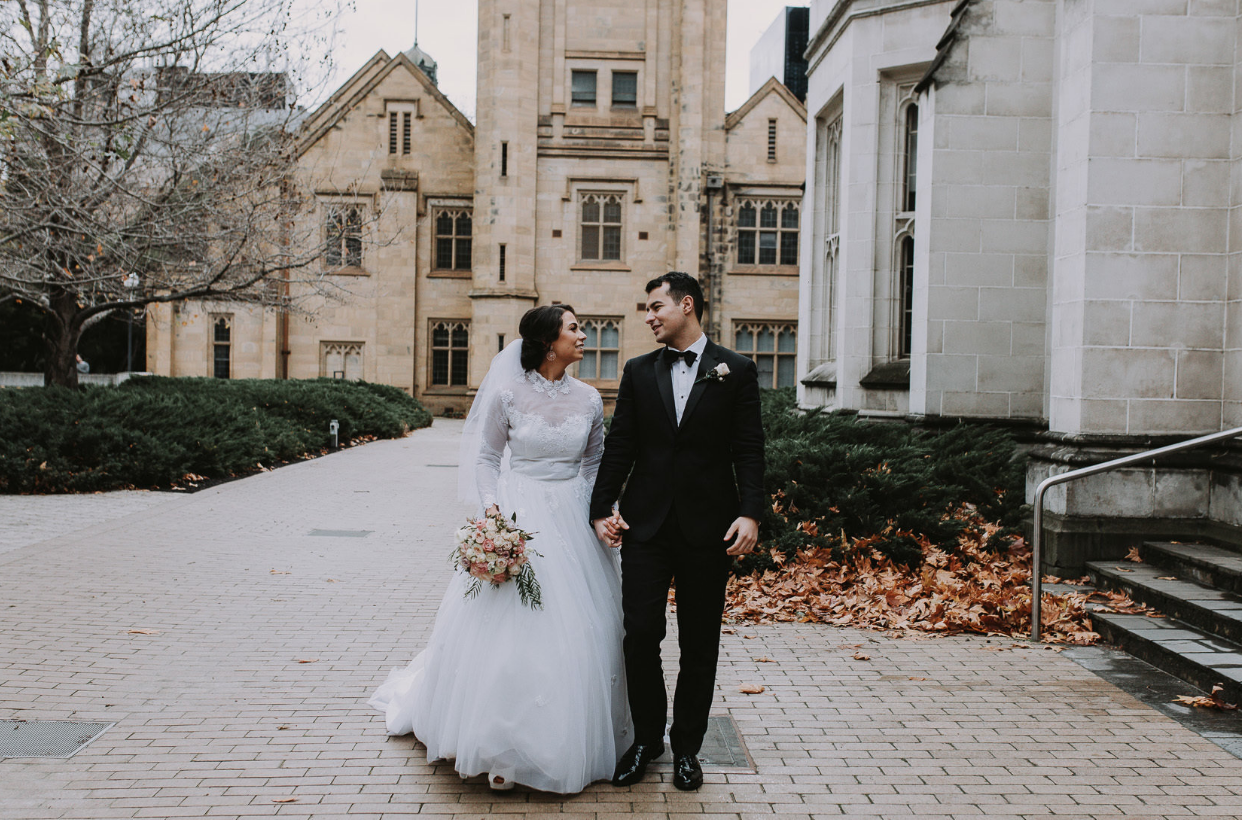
[592,511,628,549]
[724,516,759,556]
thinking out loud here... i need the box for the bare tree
[0,0,350,386]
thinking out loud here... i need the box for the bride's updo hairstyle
[519,304,577,372]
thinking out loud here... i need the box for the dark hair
[646,271,704,321]
[519,304,575,371]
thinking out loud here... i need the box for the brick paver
[3,419,1242,818]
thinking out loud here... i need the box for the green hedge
[743,388,1027,571]
[0,377,432,493]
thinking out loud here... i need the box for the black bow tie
[663,347,698,367]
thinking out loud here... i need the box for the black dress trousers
[619,508,731,755]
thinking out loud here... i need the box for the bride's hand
[485,504,500,518]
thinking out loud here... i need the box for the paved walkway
[2,420,1242,818]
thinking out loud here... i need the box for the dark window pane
[780,231,798,265]
[214,319,230,343]
[214,345,230,379]
[451,325,469,347]
[756,328,775,352]
[602,226,621,260]
[738,204,756,228]
[580,350,597,379]
[345,236,362,267]
[402,111,411,154]
[436,211,454,236]
[758,231,777,265]
[432,348,448,385]
[777,328,797,353]
[904,104,919,212]
[760,204,778,228]
[601,351,618,380]
[432,324,449,346]
[782,205,799,229]
[582,199,600,224]
[777,356,795,388]
[584,322,599,347]
[456,213,472,237]
[451,350,468,385]
[601,323,619,347]
[346,207,362,232]
[389,112,397,154]
[455,238,472,270]
[737,231,755,265]
[571,70,596,105]
[581,225,599,259]
[612,72,637,107]
[735,328,754,351]
[436,237,454,269]
[756,355,775,388]
[603,199,621,224]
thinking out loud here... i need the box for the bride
[368,304,631,793]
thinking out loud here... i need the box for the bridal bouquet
[452,512,543,609]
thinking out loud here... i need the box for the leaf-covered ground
[726,504,1163,644]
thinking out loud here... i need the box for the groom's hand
[724,516,759,556]
[593,513,628,549]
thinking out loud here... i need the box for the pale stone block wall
[1050,0,1233,436]
[918,0,1055,421]
[800,0,956,417]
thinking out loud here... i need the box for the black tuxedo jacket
[588,338,766,548]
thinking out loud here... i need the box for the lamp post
[122,273,140,373]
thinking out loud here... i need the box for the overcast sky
[319,1,808,121]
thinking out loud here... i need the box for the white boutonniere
[695,362,730,385]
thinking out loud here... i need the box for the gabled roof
[725,77,807,131]
[297,49,473,156]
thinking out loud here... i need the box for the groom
[590,272,765,791]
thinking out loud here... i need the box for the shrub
[742,388,1027,573]
[0,377,432,493]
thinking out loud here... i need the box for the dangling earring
[547,351,556,361]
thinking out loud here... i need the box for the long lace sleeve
[578,390,605,486]
[474,390,510,508]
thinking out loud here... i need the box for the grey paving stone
[3,420,1242,819]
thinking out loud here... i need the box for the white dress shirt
[669,333,708,425]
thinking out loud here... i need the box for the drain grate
[0,721,113,759]
[307,529,372,538]
[652,715,753,771]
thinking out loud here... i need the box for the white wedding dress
[369,344,630,793]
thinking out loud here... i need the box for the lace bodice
[476,370,604,508]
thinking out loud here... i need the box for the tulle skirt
[368,470,631,793]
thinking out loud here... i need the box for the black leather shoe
[672,752,703,791]
[611,741,664,786]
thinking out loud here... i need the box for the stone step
[1140,541,1242,596]
[1087,561,1242,644]
[1090,612,1242,706]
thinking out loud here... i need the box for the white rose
[715,363,730,377]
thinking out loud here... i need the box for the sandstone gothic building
[146,1,805,414]
[798,0,1242,570]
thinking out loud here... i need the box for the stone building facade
[799,0,1242,570]
[147,0,805,414]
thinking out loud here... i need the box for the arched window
[580,193,623,261]
[898,235,914,359]
[430,320,470,386]
[321,342,364,381]
[902,102,918,213]
[736,200,799,266]
[211,314,232,379]
[434,209,473,271]
[325,205,363,268]
[577,318,622,381]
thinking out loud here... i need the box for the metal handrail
[1031,425,1242,640]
